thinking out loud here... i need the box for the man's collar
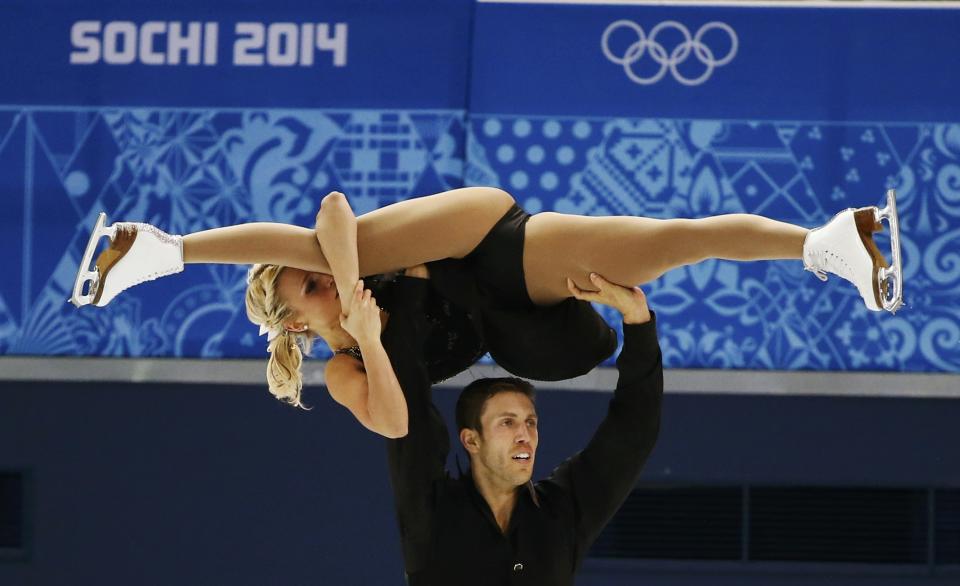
[525,479,541,508]
[459,463,540,510]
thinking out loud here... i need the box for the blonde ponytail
[266,330,312,409]
[245,264,314,409]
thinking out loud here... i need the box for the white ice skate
[69,212,184,308]
[803,189,903,313]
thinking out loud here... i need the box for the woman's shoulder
[325,352,366,404]
[326,351,365,379]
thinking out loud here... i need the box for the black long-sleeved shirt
[382,278,664,585]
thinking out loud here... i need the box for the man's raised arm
[548,273,664,558]
[380,274,449,573]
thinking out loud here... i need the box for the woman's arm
[326,352,408,438]
[330,280,409,438]
[324,267,430,438]
[314,191,360,314]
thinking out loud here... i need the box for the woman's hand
[338,280,383,346]
[566,273,651,324]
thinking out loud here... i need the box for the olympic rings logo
[601,20,738,86]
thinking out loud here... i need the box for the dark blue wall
[1,377,958,585]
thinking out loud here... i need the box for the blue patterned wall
[2,0,959,375]
[1,108,466,359]
[468,116,959,371]
[466,1,960,374]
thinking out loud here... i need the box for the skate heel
[853,207,890,309]
[854,207,883,235]
[91,225,137,305]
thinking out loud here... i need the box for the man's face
[470,391,539,489]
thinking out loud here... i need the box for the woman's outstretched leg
[182,186,516,276]
[525,204,895,313]
[183,223,330,272]
[523,212,808,305]
[74,187,516,306]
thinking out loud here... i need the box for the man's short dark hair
[455,377,536,434]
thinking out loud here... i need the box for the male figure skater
[382,272,663,585]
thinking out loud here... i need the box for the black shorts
[428,204,617,382]
[463,203,534,311]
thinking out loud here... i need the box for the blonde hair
[245,264,314,409]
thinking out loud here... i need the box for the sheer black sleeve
[382,277,449,572]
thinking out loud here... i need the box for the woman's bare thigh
[523,212,684,305]
[355,187,515,276]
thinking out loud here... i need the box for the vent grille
[750,487,927,564]
[592,487,741,560]
[0,472,24,550]
[936,489,960,565]
[590,485,959,566]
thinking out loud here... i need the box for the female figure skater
[70,186,902,437]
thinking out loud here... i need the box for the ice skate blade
[70,212,111,308]
[876,189,904,314]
